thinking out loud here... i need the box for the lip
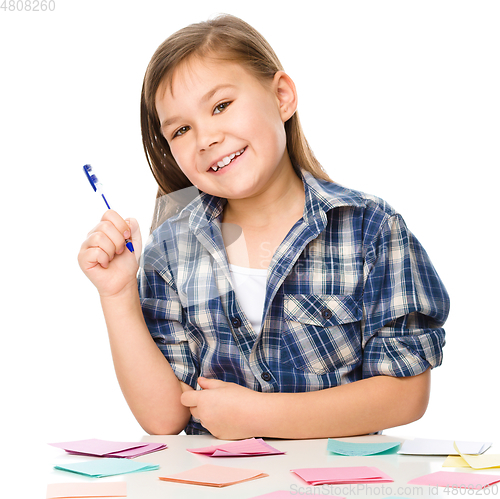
[207,147,247,173]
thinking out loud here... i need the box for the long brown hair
[141,14,332,231]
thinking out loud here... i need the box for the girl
[78,14,449,439]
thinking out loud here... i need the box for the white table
[45,434,500,498]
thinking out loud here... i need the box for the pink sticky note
[187,438,284,457]
[159,463,268,487]
[46,482,127,498]
[49,438,166,458]
[50,439,146,456]
[98,442,166,458]
[408,471,500,490]
[249,491,345,498]
[291,466,393,485]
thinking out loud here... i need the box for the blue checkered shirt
[138,172,449,435]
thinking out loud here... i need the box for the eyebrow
[201,83,237,103]
[160,84,237,131]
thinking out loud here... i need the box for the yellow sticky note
[442,455,469,467]
[454,442,500,469]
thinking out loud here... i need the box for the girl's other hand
[78,210,142,298]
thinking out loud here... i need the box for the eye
[173,125,190,138]
[213,101,231,115]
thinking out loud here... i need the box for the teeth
[217,156,230,168]
[211,148,245,172]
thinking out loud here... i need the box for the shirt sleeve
[137,242,199,389]
[361,212,450,378]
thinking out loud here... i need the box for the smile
[210,147,246,172]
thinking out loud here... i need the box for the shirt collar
[186,191,225,233]
[301,170,366,220]
[185,169,367,234]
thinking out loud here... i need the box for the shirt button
[231,317,242,328]
[261,372,272,382]
[321,308,333,320]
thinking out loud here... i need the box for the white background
[1,0,499,494]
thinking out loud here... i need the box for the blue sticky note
[54,457,159,477]
[327,439,400,456]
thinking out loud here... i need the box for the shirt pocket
[281,294,363,375]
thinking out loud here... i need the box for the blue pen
[83,164,134,253]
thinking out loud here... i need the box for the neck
[222,162,305,228]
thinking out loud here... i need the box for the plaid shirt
[138,172,449,435]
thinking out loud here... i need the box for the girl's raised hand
[78,210,142,298]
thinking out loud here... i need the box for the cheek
[239,104,286,153]
[169,141,192,175]
[169,144,181,165]
[257,117,287,159]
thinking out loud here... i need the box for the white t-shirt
[229,264,268,334]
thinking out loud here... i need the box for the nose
[197,124,224,152]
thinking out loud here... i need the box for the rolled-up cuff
[362,328,445,378]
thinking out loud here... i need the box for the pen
[83,164,134,252]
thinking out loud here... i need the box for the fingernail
[124,230,131,239]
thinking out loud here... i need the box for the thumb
[197,376,225,389]
[125,218,142,258]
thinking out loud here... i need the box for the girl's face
[155,56,296,201]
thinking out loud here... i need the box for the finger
[80,228,117,268]
[180,390,199,408]
[101,209,131,236]
[88,219,128,256]
[84,228,122,262]
[179,381,194,393]
[197,377,226,390]
[79,245,112,271]
[100,210,134,253]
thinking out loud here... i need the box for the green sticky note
[327,439,400,456]
[54,457,159,477]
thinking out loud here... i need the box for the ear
[273,71,298,123]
